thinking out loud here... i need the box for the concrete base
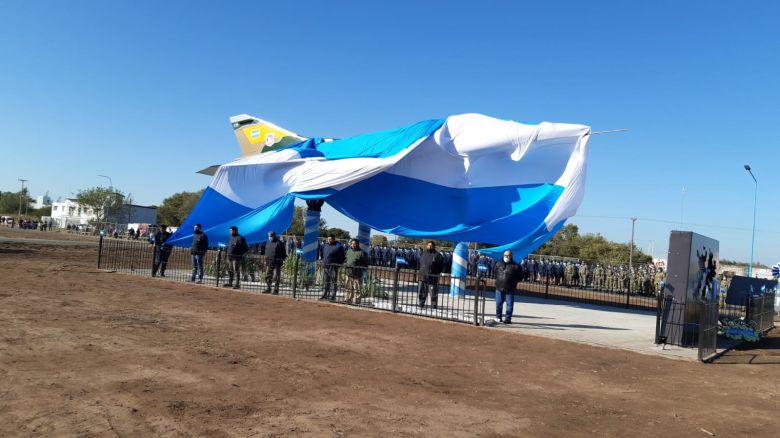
[489,294,706,361]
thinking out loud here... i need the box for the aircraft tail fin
[229,114,307,156]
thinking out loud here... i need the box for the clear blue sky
[1,1,778,264]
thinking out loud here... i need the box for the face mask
[503,257,510,263]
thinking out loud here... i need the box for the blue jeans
[495,289,514,321]
[191,254,204,281]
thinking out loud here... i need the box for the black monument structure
[661,231,719,346]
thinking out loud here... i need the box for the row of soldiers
[501,259,666,296]
[285,236,667,296]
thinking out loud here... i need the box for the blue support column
[302,200,323,272]
[357,223,371,252]
[450,242,468,297]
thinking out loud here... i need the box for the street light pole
[626,217,637,308]
[744,165,758,277]
[17,178,28,219]
[98,174,113,188]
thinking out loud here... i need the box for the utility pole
[626,217,637,308]
[18,178,28,219]
[744,165,758,277]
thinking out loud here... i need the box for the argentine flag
[167,113,591,259]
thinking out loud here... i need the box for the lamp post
[98,174,113,188]
[17,178,28,219]
[626,217,637,308]
[744,165,758,277]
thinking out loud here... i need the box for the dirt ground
[2,232,780,437]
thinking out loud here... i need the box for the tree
[0,190,33,215]
[371,235,389,246]
[535,224,652,265]
[156,189,204,226]
[323,227,351,239]
[396,236,451,249]
[281,205,331,237]
[285,206,306,236]
[31,205,52,218]
[76,187,125,224]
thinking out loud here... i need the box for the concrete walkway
[485,294,705,360]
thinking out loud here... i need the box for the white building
[50,198,97,227]
[33,194,52,209]
[50,198,157,228]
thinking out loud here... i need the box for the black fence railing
[747,293,776,334]
[97,237,665,328]
[654,296,720,362]
[96,237,492,325]
[655,292,776,362]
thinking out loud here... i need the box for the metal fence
[97,237,491,325]
[97,236,664,329]
[655,291,776,362]
[747,293,776,334]
[653,296,720,362]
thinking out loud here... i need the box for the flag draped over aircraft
[166,113,591,260]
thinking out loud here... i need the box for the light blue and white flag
[167,114,591,259]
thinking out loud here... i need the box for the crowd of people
[142,225,667,325]
[1,217,53,230]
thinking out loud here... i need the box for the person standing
[224,226,248,289]
[344,238,369,304]
[151,224,172,277]
[319,234,345,300]
[418,241,444,309]
[190,223,209,284]
[494,250,522,324]
[264,231,287,294]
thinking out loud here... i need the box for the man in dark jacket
[494,250,522,324]
[151,224,172,277]
[319,234,345,301]
[224,226,248,289]
[190,223,209,284]
[344,238,369,304]
[264,231,287,294]
[418,241,444,309]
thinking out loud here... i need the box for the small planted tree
[76,186,125,224]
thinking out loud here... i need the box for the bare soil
[1,230,779,437]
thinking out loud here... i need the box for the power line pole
[18,178,28,219]
[627,217,637,308]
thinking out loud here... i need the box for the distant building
[50,198,157,228]
[109,204,157,225]
[33,194,52,209]
[50,198,96,227]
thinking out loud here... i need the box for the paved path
[486,294,707,360]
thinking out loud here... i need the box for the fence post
[625,273,631,309]
[150,244,157,276]
[292,254,300,299]
[392,265,400,313]
[655,292,664,344]
[545,275,549,299]
[215,248,223,287]
[97,235,104,269]
[474,271,482,326]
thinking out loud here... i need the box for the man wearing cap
[224,226,248,289]
[190,223,209,284]
[151,224,172,277]
[264,230,287,294]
